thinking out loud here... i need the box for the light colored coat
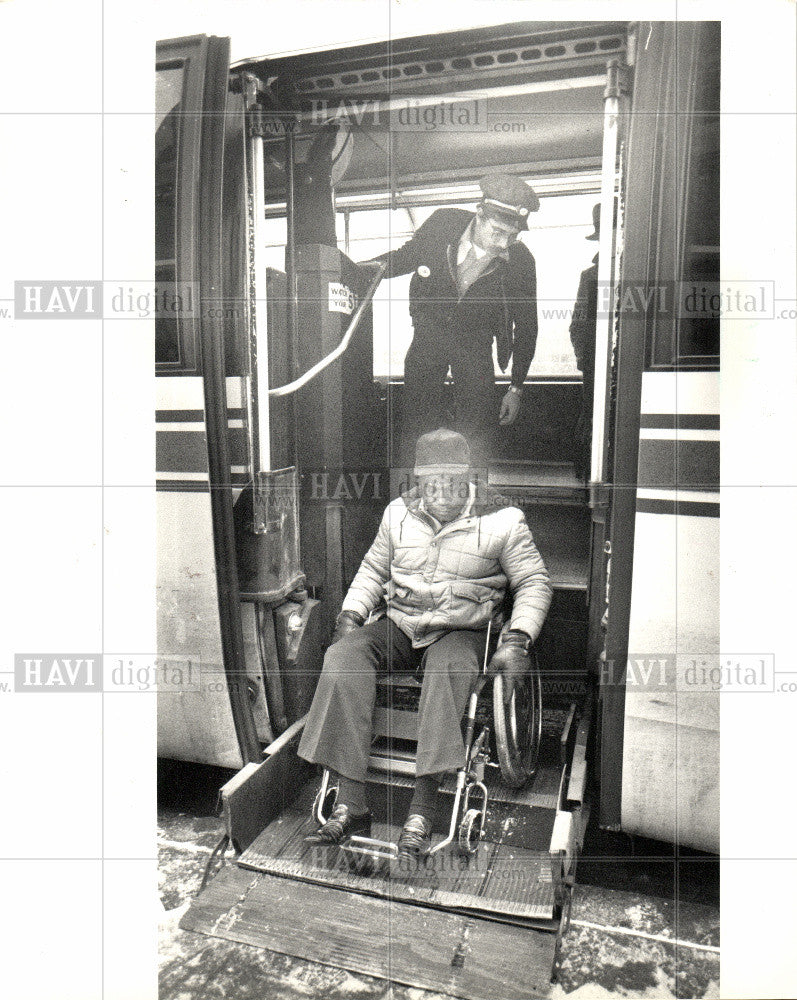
[341,487,552,648]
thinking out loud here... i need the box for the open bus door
[156,33,383,771]
[595,24,721,852]
[159,21,722,994]
[156,35,264,767]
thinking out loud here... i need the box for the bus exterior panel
[621,371,719,852]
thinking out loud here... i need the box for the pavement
[158,797,720,1000]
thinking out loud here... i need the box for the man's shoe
[304,804,372,846]
[397,813,433,867]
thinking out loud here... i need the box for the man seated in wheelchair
[298,428,552,864]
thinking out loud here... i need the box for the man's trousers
[399,316,497,470]
[297,617,484,782]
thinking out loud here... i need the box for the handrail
[268,261,386,397]
[261,712,308,758]
[589,58,626,486]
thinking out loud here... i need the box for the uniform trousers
[399,315,496,470]
[297,616,484,782]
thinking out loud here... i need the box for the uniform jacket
[569,254,599,379]
[373,208,539,386]
[341,486,552,648]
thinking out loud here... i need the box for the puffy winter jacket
[341,486,552,648]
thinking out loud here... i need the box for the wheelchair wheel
[493,653,543,788]
[457,808,483,856]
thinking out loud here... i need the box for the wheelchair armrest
[493,593,535,646]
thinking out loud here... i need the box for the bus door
[156,35,264,768]
[598,23,720,850]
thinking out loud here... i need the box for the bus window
[155,65,183,364]
[679,31,720,363]
[155,37,207,375]
[646,21,720,370]
[345,195,591,380]
[261,189,597,382]
[262,216,288,271]
[344,207,417,381]
[520,191,595,378]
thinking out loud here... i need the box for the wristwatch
[507,384,524,396]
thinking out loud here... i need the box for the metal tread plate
[238,810,557,925]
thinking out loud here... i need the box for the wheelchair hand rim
[493,661,542,787]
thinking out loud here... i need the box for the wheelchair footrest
[344,835,398,862]
[341,835,399,875]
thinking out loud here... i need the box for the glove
[330,610,364,645]
[487,630,531,705]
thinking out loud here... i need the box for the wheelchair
[311,609,543,869]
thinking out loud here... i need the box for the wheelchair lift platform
[178,701,589,1000]
[237,785,559,926]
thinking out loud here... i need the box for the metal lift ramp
[178,700,590,1000]
[180,865,557,1000]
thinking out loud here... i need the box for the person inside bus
[569,200,618,481]
[569,203,601,482]
[298,428,552,865]
[361,174,540,470]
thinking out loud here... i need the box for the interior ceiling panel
[261,85,605,198]
[235,21,626,98]
[242,21,624,199]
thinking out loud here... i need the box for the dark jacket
[569,254,599,379]
[374,208,538,387]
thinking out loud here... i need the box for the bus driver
[298,429,552,865]
[363,174,541,469]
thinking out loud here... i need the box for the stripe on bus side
[156,408,246,423]
[639,413,719,430]
[156,479,211,493]
[637,437,719,490]
[636,488,720,517]
[156,474,248,492]
[636,496,719,517]
[156,428,249,473]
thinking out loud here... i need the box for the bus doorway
[247,55,616,720]
[157,18,723,997]
[156,18,624,799]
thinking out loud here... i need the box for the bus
[155,20,720,981]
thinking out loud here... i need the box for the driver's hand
[499,389,522,426]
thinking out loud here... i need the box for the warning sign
[328,282,356,315]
